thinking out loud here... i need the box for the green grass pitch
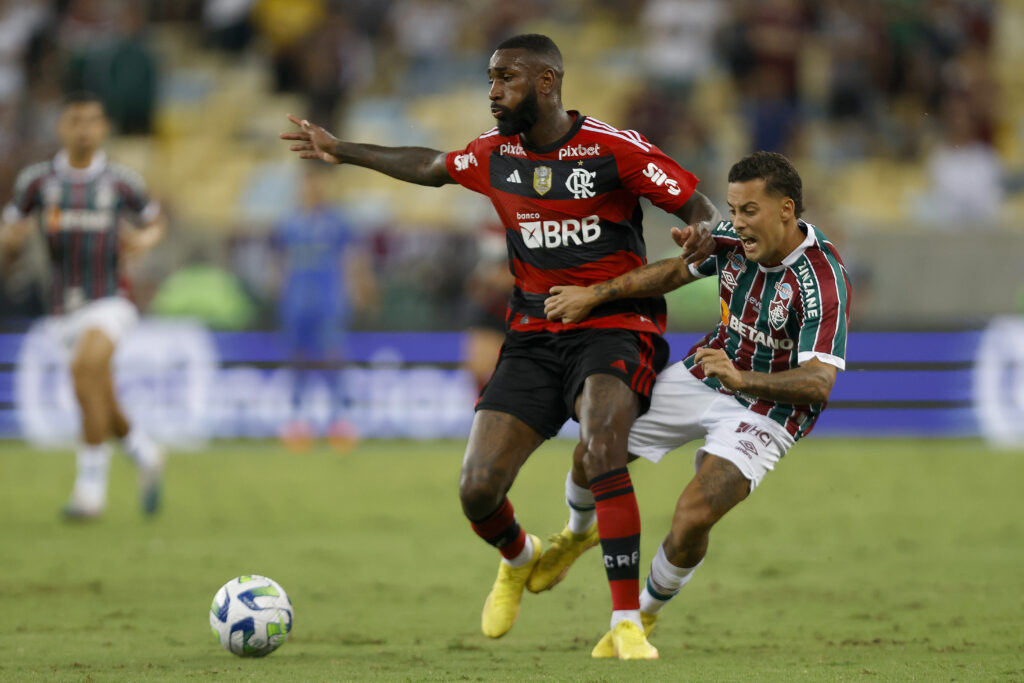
[2,437,1022,681]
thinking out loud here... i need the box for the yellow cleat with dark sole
[591,612,658,658]
[481,534,541,638]
[526,523,599,593]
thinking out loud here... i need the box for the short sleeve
[445,134,493,195]
[113,165,160,223]
[688,221,739,278]
[795,255,850,371]
[614,135,699,213]
[3,165,45,223]
[688,254,718,280]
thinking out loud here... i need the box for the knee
[459,468,504,521]
[579,430,628,480]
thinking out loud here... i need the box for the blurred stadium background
[2,0,1023,446]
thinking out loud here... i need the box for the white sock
[610,609,643,630]
[124,425,159,468]
[501,534,535,568]
[72,443,112,508]
[640,545,702,615]
[565,471,596,534]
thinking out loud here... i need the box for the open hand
[280,114,341,164]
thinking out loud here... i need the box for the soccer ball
[209,575,294,657]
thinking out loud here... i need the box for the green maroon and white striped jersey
[3,150,158,313]
[683,219,851,439]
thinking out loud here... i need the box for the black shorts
[476,328,669,439]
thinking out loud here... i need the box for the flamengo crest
[565,167,597,199]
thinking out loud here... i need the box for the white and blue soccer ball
[210,575,293,657]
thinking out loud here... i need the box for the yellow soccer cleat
[591,612,658,659]
[481,534,542,638]
[526,523,600,593]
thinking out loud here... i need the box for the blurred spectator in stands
[914,93,1003,226]
[202,0,255,53]
[461,225,513,395]
[273,164,377,448]
[386,0,462,93]
[0,0,50,107]
[61,1,158,134]
[150,245,258,330]
[744,64,799,154]
[251,0,325,92]
[0,0,51,187]
[299,10,374,127]
[639,0,724,99]
[476,0,542,49]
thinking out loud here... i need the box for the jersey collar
[757,220,816,273]
[54,149,108,181]
[519,111,586,155]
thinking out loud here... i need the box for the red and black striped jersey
[3,150,158,314]
[445,112,698,335]
[684,220,852,439]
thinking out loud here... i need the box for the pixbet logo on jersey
[519,214,601,249]
[557,143,601,160]
[500,142,525,156]
[642,162,682,195]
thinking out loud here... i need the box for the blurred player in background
[542,151,851,656]
[461,225,513,394]
[0,92,166,519]
[283,33,720,659]
[273,164,377,451]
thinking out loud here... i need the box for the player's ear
[537,67,556,95]
[780,196,794,221]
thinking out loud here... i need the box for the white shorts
[46,296,139,352]
[628,362,795,491]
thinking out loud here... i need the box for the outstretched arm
[695,349,838,404]
[544,226,702,324]
[280,114,454,187]
[671,189,721,264]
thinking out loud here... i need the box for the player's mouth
[739,236,757,252]
[491,106,507,119]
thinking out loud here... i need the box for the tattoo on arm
[675,190,720,226]
[591,258,692,303]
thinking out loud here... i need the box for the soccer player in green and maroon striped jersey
[0,92,166,519]
[541,151,851,657]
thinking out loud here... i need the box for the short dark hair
[495,33,563,72]
[63,91,105,110]
[728,151,804,218]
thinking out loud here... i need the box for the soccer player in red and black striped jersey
[1,92,166,519]
[543,151,851,656]
[282,33,720,658]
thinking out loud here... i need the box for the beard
[495,88,540,137]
